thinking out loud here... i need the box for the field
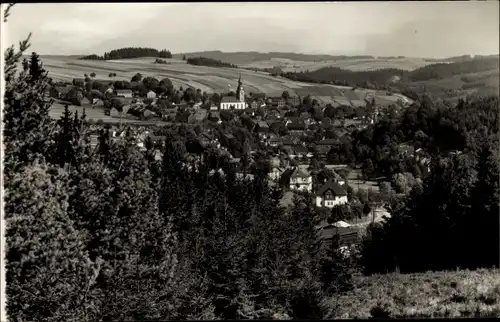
[329,269,500,318]
[241,57,442,73]
[40,56,407,106]
[49,102,170,126]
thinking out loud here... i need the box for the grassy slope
[171,51,442,72]
[329,269,500,319]
[242,57,438,73]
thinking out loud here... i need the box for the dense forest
[186,56,238,68]
[409,57,499,82]
[79,47,172,60]
[4,12,355,320]
[281,67,407,88]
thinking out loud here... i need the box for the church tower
[236,74,245,103]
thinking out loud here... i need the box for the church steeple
[236,74,244,102]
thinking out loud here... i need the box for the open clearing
[329,269,500,318]
[49,102,170,126]
[41,56,407,106]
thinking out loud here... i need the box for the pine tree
[3,34,54,179]
[29,52,45,83]
[5,162,101,322]
[468,142,500,268]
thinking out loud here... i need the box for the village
[46,72,428,249]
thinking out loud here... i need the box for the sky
[3,2,499,58]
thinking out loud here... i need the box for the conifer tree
[29,52,45,83]
[4,33,54,179]
[5,162,101,322]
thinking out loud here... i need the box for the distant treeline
[279,56,500,89]
[79,47,172,60]
[186,56,237,68]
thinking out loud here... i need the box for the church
[220,75,247,110]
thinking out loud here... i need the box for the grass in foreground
[327,269,500,319]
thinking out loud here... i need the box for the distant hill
[425,54,499,63]
[279,56,499,101]
[280,56,499,86]
[172,51,374,65]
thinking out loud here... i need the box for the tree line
[186,56,238,68]
[79,47,173,60]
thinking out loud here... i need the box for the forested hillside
[280,56,500,93]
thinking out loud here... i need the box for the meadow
[41,56,406,106]
[241,57,441,72]
[329,269,500,319]
[49,102,171,126]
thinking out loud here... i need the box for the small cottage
[315,179,348,208]
[254,121,270,134]
[289,167,313,192]
[116,89,133,98]
[147,90,157,99]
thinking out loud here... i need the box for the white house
[220,75,247,110]
[289,167,313,192]
[315,179,348,208]
[268,167,284,182]
[147,90,157,99]
[220,96,246,110]
[116,89,133,98]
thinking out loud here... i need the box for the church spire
[236,74,244,102]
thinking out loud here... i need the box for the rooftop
[221,96,241,103]
[316,178,347,196]
[291,167,311,178]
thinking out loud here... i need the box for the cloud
[4,2,499,57]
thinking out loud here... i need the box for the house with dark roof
[315,139,337,154]
[315,179,348,208]
[269,137,282,147]
[321,167,347,185]
[289,167,313,192]
[72,78,86,87]
[293,146,309,158]
[286,122,306,133]
[254,121,269,134]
